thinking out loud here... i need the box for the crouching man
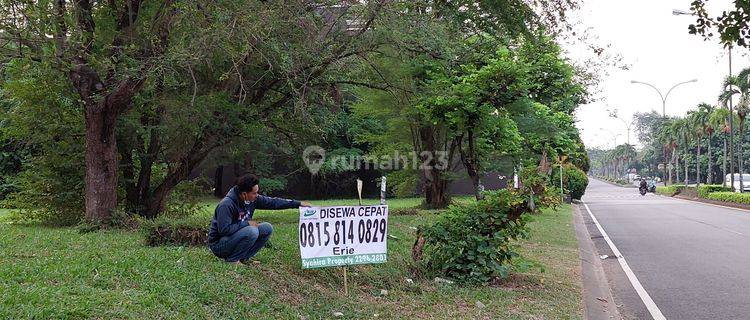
[208,173,311,264]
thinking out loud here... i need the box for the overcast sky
[566,0,749,150]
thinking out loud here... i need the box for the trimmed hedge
[703,192,750,204]
[656,184,685,197]
[697,185,732,199]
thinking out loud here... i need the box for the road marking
[582,202,667,320]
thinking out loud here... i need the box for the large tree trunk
[142,133,220,218]
[423,171,450,209]
[71,61,143,223]
[418,126,454,209]
[458,131,484,201]
[84,106,119,223]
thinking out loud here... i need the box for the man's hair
[235,174,259,193]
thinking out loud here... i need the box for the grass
[0,197,581,319]
[0,209,14,223]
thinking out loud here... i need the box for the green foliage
[162,179,212,219]
[697,185,732,199]
[0,137,26,200]
[704,191,750,204]
[386,170,419,198]
[1,60,84,226]
[689,1,750,47]
[417,189,537,284]
[551,165,589,200]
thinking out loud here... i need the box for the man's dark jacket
[208,186,300,243]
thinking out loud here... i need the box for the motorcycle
[639,186,647,196]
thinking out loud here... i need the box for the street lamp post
[599,128,620,148]
[631,78,696,186]
[607,108,635,146]
[630,79,698,117]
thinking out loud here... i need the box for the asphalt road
[582,178,750,320]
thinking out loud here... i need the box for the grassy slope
[0,198,581,319]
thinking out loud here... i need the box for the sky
[565,0,749,150]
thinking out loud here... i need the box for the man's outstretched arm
[255,195,310,210]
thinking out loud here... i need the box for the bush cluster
[551,165,589,200]
[413,186,555,284]
[703,192,750,204]
[697,185,732,199]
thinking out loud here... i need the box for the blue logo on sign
[303,209,316,217]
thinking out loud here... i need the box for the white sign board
[298,205,388,269]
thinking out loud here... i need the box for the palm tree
[721,69,750,191]
[701,103,717,184]
[671,118,691,186]
[613,143,636,179]
[657,120,677,185]
[689,105,711,186]
[709,107,732,186]
[666,119,684,184]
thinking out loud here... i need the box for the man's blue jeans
[209,223,273,262]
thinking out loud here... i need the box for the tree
[721,69,750,191]
[0,1,390,222]
[349,1,588,208]
[688,105,711,186]
[708,106,731,185]
[689,1,750,47]
[635,111,671,183]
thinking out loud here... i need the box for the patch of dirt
[490,274,544,291]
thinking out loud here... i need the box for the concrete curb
[659,193,750,214]
[572,203,622,320]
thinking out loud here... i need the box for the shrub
[162,178,212,218]
[551,165,589,200]
[412,189,535,284]
[697,185,731,199]
[1,59,85,226]
[704,192,750,204]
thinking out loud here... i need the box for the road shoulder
[572,203,622,320]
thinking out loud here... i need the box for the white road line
[582,202,667,320]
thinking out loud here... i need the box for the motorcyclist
[639,179,648,193]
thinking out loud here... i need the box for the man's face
[241,185,259,202]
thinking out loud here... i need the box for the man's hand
[300,201,312,207]
[248,220,259,227]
